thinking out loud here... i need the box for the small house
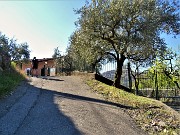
[21,58,56,76]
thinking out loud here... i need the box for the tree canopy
[0,32,30,70]
[69,0,180,89]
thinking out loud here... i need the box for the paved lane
[0,76,146,135]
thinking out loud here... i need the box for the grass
[0,66,26,98]
[86,79,180,135]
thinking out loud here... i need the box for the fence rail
[100,62,180,99]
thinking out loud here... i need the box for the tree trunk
[113,54,126,88]
[163,70,180,89]
[91,63,96,73]
[135,78,139,95]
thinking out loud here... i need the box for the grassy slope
[0,68,26,98]
[86,79,180,135]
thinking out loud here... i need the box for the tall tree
[68,30,111,72]
[159,48,180,89]
[0,34,11,69]
[11,42,30,61]
[52,47,62,73]
[52,47,61,59]
[0,32,30,70]
[18,42,30,60]
[74,0,180,89]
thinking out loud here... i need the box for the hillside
[86,78,180,135]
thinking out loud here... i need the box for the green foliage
[0,32,30,70]
[17,42,30,60]
[52,47,61,59]
[11,61,17,69]
[75,0,179,63]
[132,47,180,97]
[86,78,180,135]
[52,47,63,72]
[0,68,25,97]
[138,58,180,93]
[67,31,100,72]
[174,45,180,74]
[70,0,180,88]
[87,79,157,108]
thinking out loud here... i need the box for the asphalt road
[0,76,146,135]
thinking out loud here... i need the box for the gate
[99,62,132,88]
[99,61,180,100]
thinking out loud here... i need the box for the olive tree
[74,0,180,89]
[68,29,114,72]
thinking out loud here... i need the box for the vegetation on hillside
[86,78,180,135]
[0,31,30,97]
[0,62,26,98]
[0,32,30,71]
[68,0,180,89]
[132,48,180,100]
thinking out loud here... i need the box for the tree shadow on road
[41,77,64,82]
[0,73,141,135]
[10,83,83,135]
[4,81,137,135]
[51,90,135,110]
[28,85,136,135]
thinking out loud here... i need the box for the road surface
[0,76,146,135]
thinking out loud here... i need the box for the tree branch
[105,51,117,59]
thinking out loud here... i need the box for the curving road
[0,76,146,135]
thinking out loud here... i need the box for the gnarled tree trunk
[113,54,126,89]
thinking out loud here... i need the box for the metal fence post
[128,62,132,91]
[155,69,159,100]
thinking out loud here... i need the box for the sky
[0,0,86,59]
[0,0,179,60]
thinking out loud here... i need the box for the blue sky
[0,0,86,59]
[0,0,179,59]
